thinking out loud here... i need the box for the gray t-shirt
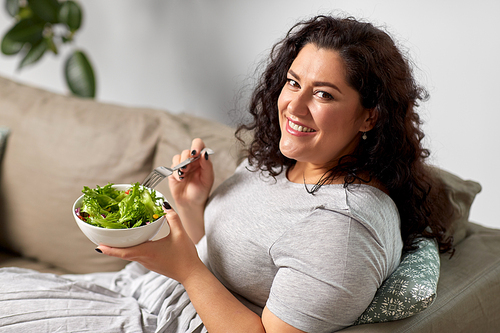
[200,160,403,332]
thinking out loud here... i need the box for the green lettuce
[78,182,165,229]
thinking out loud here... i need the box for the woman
[0,15,452,333]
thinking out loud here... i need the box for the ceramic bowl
[72,184,169,247]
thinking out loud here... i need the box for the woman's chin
[279,144,302,162]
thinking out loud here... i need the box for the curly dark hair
[236,15,454,253]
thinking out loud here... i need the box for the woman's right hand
[167,138,214,243]
[169,138,214,208]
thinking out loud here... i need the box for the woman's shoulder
[345,183,395,206]
[343,184,399,226]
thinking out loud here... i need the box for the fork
[141,148,214,189]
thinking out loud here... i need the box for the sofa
[0,76,499,332]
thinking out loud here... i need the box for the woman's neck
[286,162,343,185]
[286,162,389,194]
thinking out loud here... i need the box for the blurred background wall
[1,0,499,228]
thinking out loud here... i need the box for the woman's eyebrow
[288,69,342,94]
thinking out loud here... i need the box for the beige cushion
[0,77,239,273]
[0,78,159,273]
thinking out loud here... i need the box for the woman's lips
[286,118,316,135]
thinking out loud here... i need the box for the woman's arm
[98,208,305,333]
[174,201,206,244]
[182,262,305,333]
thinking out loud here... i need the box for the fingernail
[163,201,172,210]
[95,248,102,254]
[191,150,197,156]
[204,151,209,160]
[178,169,184,176]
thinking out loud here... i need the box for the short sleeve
[266,208,392,332]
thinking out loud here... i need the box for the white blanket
[0,263,205,333]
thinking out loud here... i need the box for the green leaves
[1,0,96,99]
[80,183,166,229]
[19,38,48,68]
[29,0,61,23]
[3,18,43,44]
[65,50,96,98]
[59,1,81,31]
[1,18,44,63]
[1,32,25,55]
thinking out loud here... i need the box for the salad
[75,182,166,229]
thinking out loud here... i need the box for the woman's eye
[316,91,333,100]
[287,79,299,88]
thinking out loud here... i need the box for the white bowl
[72,184,170,247]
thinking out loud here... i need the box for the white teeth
[288,120,314,132]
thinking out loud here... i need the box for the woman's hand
[169,138,214,209]
[97,204,203,283]
[167,138,214,243]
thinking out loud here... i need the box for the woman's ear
[361,108,378,132]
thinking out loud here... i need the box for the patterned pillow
[354,238,440,325]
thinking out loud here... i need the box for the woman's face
[277,43,376,171]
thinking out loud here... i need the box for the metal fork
[141,148,214,189]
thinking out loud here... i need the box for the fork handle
[171,148,214,171]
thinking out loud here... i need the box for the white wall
[1,0,499,229]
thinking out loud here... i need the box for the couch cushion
[431,167,482,245]
[0,77,195,273]
[354,238,440,325]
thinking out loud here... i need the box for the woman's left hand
[97,205,203,283]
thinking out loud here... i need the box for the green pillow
[354,237,440,325]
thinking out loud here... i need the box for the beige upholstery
[0,76,241,274]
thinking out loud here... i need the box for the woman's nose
[287,92,309,116]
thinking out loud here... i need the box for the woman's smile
[286,118,316,134]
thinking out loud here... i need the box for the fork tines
[142,167,172,189]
